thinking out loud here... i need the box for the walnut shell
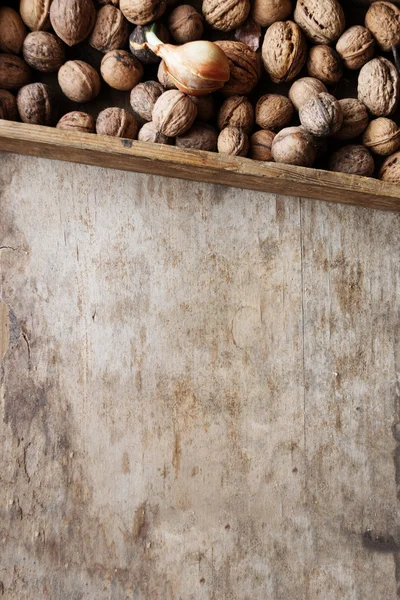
[96,107,139,138]
[262,21,307,84]
[272,126,316,167]
[176,122,218,151]
[169,5,203,44]
[365,1,400,52]
[329,145,375,177]
[50,0,96,46]
[335,98,369,140]
[138,121,172,144]
[217,96,254,134]
[101,50,143,91]
[250,129,275,161]
[255,94,294,132]
[58,60,101,103]
[307,45,343,86]
[152,90,197,137]
[252,0,292,27]
[188,95,215,122]
[299,92,343,137]
[217,126,249,156]
[57,111,96,133]
[22,32,65,73]
[0,55,31,91]
[379,151,400,183]
[0,90,18,121]
[358,57,399,117]
[20,0,52,31]
[129,24,169,64]
[0,7,27,54]
[120,0,166,25]
[157,60,177,89]
[202,0,251,32]
[215,40,260,96]
[288,77,327,111]
[89,5,130,53]
[294,0,345,44]
[363,117,400,155]
[130,80,164,122]
[17,82,52,125]
[336,26,375,70]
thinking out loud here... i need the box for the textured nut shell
[202,0,251,32]
[358,57,399,117]
[89,6,130,53]
[176,122,218,151]
[96,107,138,138]
[58,60,101,103]
[57,111,96,133]
[157,60,177,90]
[294,0,345,44]
[20,0,52,31]
[299,93,343,137]
[215,41,260,96]
[329,145,375,177]
[120,0,166,25]
[0,90,18,121]
[307,45,343,86]
[0,7,27,54]
[217,96,254,134]
[101,50,143,91]
[22,32,65,73]
[138,121,172,144]
[262,21,307,84]
[256,94,294,132]
[288,77,327,111]
[217,126,249,156]
[363,117,400,155]
[152,90,197,137]
[272,126,316,167]
[50,0,96,46]
[169,5,203,44]
[189,95,215,122]
[252,0,292,27]
[0,55,31,91]
[336,26,375,70]
[17,82,52,125]
[365,1,400,52]
[250,129,275,161]
[129,24,169,64]
[380,151,400,182]
[335,99,369,140]
[130,81,164,122]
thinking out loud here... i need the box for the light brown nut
[97,107,139,138]
[17,82,52,125]
[380,151,400,183]
[336,26,375,70]
[130,81,164,122]
[58,60,101,103]
[168,5,203,44]
[0,90,18,121]
[0,7,27,54]
[0,55,31,91]
[138,121,172,144]
[288,77,327,111]
[50,0,96,46]
[249,129,275,161]
[363,118,400,155]
[365,1,400,52]
[20,0,52,31]
[262,21,307,84]
[217,96,254,134]
[120,0,166,25]
[152,90,197,137]
[188,95,215,122]
[358,57,399,117]
[129,23,169,65]
[272,126,316,167]
[101,50,143,91]
[215,40,260,96]
[22,32,65,73]
[299,92,343,137]
[255,94,294,132]
[252,0,292,27]
[329,145,375,177]
[335,99,369,140]
[294,0,345,44]
[217,126,249,156]
[89,5,130,53]
[57,111,96,133]
[176,122,218,151]
[307,45,343,86]
[202,0,251,32]
[157,60,177,89]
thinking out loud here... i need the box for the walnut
[176,122,218,151]
[299,92,343,137]
[89,5,130,53]
[329,145,375,177]
[365,1,400,52]
[138,121,172,144]
[58,60,101,103]
[358,57,399,116]
[189,95,215,122]
[152,90,197,137]
[307,45,343,86]
[56,111,96,133]
[288,77,327,111]
[130,81,164,122]
[0,7,26,55]
[17,82,52,125]
[262,21,307,84]
[336,26,375,70]
[169,5,203,44]
[335,99,369,140]
[202,0,250,32]
[0,55,31,91]
[20,0,52,31]
[100,50,143,91]
[120,0,166,25]
[215,41,260,96]
[217,126,249,156]
[294,0,345,44]
[0,90,18,121]
[252,0,292,27]
[96,108,139,138]
[250,130,275,161]
[255,94,294,132]
[22,32,65,73]
[363,117,400,155]
[157,60,177,89]
[379,151,400,183]
[129,24,169,64]
[50,0,96,47]
[272,126,316,167]
[217,96,254,134]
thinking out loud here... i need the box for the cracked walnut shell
[336,26,375,70]
[365,1,400,52]
[329,145,375,177]
[120,0,166,25]
[217,96,254,134]
[358,57,399,117]
[299,93,343,137]
[335,99,369,140]
[252,0,292,27]
[57,111,96,133]
[0,7,27,55]
[215,41,260,96]
[217,126,249,156]
[20,0,52,31]
[152,90,197,137]
[17,82,52,125]
[294,0,345,44]
[50,0,96,47]
[272,126,316,167]
[202,0,251,32]
[363,118,400,155]
[89,5,130,53]
[262,21,307,84]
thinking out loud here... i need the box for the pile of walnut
[2,0,400,184]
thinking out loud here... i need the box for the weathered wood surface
[1,152,400,599]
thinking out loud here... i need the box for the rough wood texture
[1,152,400,599]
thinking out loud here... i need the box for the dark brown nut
[215,40,260,96]
[294,0,345,44]
[363,117,400,155]
[0,7,27,54]
[358,57,399,117]
[250,129,275,161]
[22,32,65,73]
[217,96,254,134]
[50,0,96,46]
[58,60,101,103]
[252,0,292,27]
[335,98,369,140]
[217,126,249,156]
[138,121,172,144]
[299,92,343,137]
[20,0,52,31]
[380,151,400,183]
[129,23,169,64]
[189,95,215,122]
[176,122,218,151]
[56,111,96,133]
[0,55,31,91]
[288,77,327,111]
[262,21,307,84]
[120,0,166,25]
[101,50,143,91]
[272,126,316,167]
[157,60,177,89]
[307,45,343,86]
[152,90,197,137]
[169,5,203,44]
[96,107,139,138]
[336,26,375,70]
[17,82,52,125]
[202,0,250,32]
[89,5,130,53]
[0,90,18,121]
[130,81,164,122]
[99,0,119,4]
[329,145,375,177]
[255,94,294,132]
[365,1,400,52]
